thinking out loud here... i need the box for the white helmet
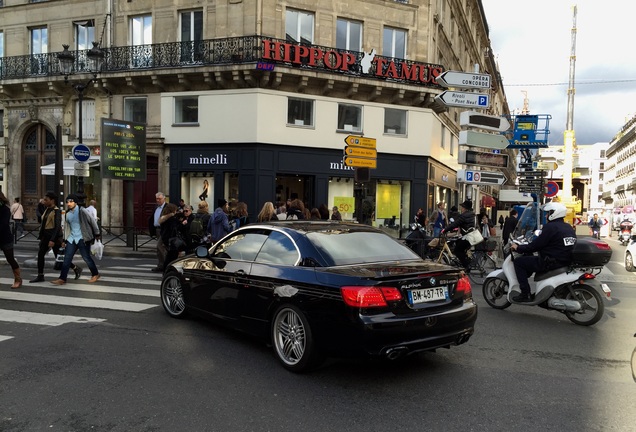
[543,201,567,221]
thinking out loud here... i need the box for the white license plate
[601,283,611,298]
[408,286,449,304]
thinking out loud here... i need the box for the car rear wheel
[625,252,635,272]
[161,271,187,318]
[271,304,322,373]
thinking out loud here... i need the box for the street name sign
[458,169,507,185]
[519,187,542,193]
[458,148,508,169]
[459,130,509,149]
[343,156,377,169]
[344,146,377,158]
[437,71,491,89]
[344,135,376,149]
[435,91,490,109]
[533,161,558,170]
[459,111,510,132]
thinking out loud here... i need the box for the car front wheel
[626,252,635,272]
[161,271,187,318]
[271,304,322,373]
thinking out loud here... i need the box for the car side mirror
[195,245,209,258]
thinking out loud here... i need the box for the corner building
[0,0,510,234]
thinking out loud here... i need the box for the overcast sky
[481,0,636,145]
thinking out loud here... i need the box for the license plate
[408,286,449,304]
[601,283,611,298]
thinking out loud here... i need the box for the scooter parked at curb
[619,219,633,246]
[482,236,612,326]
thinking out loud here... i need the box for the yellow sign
[333,196,356,214]
[344,146,377,158]
[344,135,376,149]
[343,157,377,169]
[376,184,401,219]
[534,161,558,170]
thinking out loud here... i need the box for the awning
[41,157,100,176]
[481,195,496,207]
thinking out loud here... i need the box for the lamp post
[57,42,104,205]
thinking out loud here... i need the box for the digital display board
[100,118,147,181]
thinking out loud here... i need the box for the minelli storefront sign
[261,39,444,88]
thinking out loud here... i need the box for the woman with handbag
[442,199,476,270]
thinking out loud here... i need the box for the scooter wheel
[482,277,512,310]
[564,284,605,326]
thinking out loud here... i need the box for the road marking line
[0,309,106,326]
[0,335,14,342]
[2,274,159,286]
[0,292,157,312]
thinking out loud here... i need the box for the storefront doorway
[275,174,314,209]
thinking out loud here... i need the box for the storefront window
[181,174,214,208]
[328,177,355,220]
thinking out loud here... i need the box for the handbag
[463,228,484,246]
[90,239,104,260]
[169,231,186,251]
[489,226,497,237]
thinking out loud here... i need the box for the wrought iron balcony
[0,35,443,89]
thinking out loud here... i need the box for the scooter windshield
[513,202,539,241]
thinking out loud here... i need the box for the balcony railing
[0,35,444,89]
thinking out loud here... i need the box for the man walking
[151,192,167,272]
[50,194,101,285]
[30,192,83,283]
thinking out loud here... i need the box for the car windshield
[307,230,420,266]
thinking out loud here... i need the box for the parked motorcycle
[482,236,612,326]
[619,219,633,246]
[404,220,435,259]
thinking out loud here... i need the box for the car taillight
[456,276,472,299]
[340,286,402,308]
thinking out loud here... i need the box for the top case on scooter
[571,237,613,266]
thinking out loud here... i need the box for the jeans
[59,239,99,281]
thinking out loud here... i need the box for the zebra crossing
[0,263,163,343]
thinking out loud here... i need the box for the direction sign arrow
[343,156,377,169]
[458,169,506,185]
[437,71,491,89]
[344,146,377,158]
[459,130,509,149]
[460,111,510,132]
[435,91,490,109]
[344,135,376,149]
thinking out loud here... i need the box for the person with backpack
[190,201,211,247]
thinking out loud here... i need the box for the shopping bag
[91,240,104,260]
[54,248,65,270]
[463,229,484,246]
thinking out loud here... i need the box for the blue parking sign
[466,171,474,181]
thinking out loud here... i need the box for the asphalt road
[0,237,634,431]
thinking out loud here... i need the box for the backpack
[190,215,205,242]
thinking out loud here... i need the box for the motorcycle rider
[588,213,602,239]
[442,199,475,270]
[510,201,577,303]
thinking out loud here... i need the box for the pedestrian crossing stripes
[0,264,162,343]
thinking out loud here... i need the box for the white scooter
[482,236,612,326]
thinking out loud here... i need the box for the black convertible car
[160,221,478,372]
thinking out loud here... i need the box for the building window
[174,96,198,124]
[130,15,152,67]
[0,31,3,77]
[337,104,362,132]
[440,123,445,149]
[75,20,95,51]
[384,108,406,135]
[287,98,314,126]
[286,9,314,44]
[336,19,362,51]
[180,9,204,63]
[30,26,48,74]
[383,27,406,58]
[75,99,96,139]
[0,109,4,138]
[124,97,148,124]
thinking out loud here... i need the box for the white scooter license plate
[601,283,611,298]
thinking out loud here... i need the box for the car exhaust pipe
[547,298,581,312]
[385,347,409,360]
[456,333,471,345]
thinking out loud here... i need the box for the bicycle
[432,233,498,285]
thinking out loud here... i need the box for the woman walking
[0,191,22,288]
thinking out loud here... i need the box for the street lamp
[57,42,105,204]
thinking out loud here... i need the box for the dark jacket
[502,216,518,243]
[39,206,63,241]
[516,218,577,268]
[445,210,476,235]
[0,204,12,245]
